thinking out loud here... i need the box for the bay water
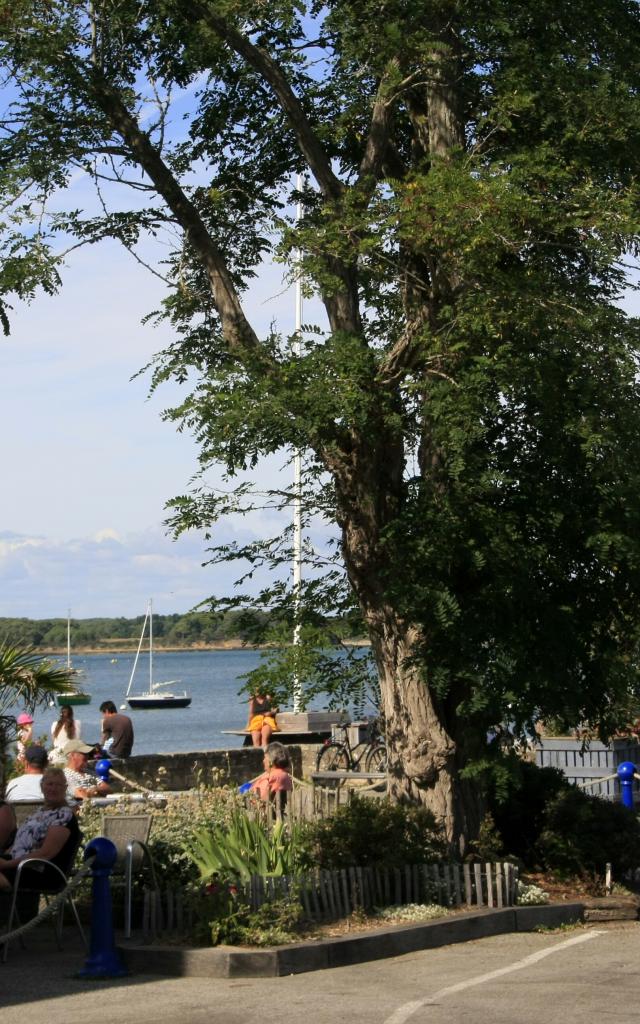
[23,649,278,755]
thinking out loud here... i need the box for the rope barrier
[576,773,619,789]
[104,767,156,796]
[0,855,95,946]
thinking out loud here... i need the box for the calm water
[23,649,276,755]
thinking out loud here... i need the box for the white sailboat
[124,600,191,710]
[56,610,91,706]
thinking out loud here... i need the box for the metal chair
[100,814,158,938]
[10,801,44,828]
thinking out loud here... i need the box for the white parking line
[383,930,604,1024]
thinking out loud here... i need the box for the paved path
[1,923,638,1024]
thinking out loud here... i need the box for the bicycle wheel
[316,742,350,773]
[365,743,387,773]
[351,743,370,771]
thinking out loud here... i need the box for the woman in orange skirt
[247,693,279,747]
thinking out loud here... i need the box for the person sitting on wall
[250,742,293,808]
[246,693,279,748]
[4,745,48,802]
[99,701,134,758]
[63,740,112,802]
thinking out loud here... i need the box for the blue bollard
[617,761,635,810]
[95,758,112,784]
[77,837,127,979]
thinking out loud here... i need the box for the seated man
[63,740,112,802]
[4,745,48,801]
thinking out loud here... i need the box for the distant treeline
[0,610,363,650]
[0,610,267,650]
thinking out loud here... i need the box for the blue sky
[0,231,309,619]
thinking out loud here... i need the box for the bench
[221,729,334,746]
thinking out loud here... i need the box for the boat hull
[56,693,92,706]
[127,695,191,709]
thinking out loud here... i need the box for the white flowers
[516,883,549,906]
[375,903,448,922]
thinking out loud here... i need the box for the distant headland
[0,611,367,654]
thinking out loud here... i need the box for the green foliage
[298,796,446,871]
[0,642,77,789]
[467,813,504,863]
[79,787,244,887]
[191,887,305,947]
[536,788,640,878]
[183,810,305,882]
[0,611,279,650]
[489,758,569,865]
[489,758,640,877]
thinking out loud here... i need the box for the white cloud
[93,528,121,543]
[0,523,275,618]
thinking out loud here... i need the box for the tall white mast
[149,597,153,689]
[292,173,303,713]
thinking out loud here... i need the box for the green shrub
[489,758,569,865]
[191,886,305,947]
[489,756,640,877]
[536,787,640,877]
[298,796,445,870]
[79,786,244,887]
[184,811,306,882]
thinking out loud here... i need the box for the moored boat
[124,600,191,710]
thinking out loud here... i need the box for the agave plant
[184,810,305,883]
[0,642,77,789]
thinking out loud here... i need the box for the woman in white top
[49,705,81,763]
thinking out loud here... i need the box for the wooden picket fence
[140,860,517,940]
[242,861,518,920]
[242,781,381,827]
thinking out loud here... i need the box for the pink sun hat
[16,712,34,725]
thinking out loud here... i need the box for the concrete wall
[114,743,321,792]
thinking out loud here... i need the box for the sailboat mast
[149,598,153,689]
[125,603,150,698]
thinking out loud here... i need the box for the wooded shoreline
[41,638,370,656]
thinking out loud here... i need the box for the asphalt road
[1,923,638,1024]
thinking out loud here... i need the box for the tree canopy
[2,0,640,849]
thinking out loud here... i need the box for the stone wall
[112,743,320,792]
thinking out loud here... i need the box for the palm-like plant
[0,642,76,790]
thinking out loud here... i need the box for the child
[15,712,34,765]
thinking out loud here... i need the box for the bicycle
[315,717,387,775]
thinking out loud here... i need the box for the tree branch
[357,60,401,187]
[191,2,343,202]
[85,68,262,357]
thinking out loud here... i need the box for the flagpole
[293,173,303,713]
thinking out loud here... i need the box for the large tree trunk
[366,613,482,857]
[331,441,482,857]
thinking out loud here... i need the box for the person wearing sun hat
[63,739,112,802]
[15,712,34,764]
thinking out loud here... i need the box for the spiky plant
[0,642,76,791]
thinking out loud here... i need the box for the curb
[118,903,585,978]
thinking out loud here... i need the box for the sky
[0,233,310,620]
